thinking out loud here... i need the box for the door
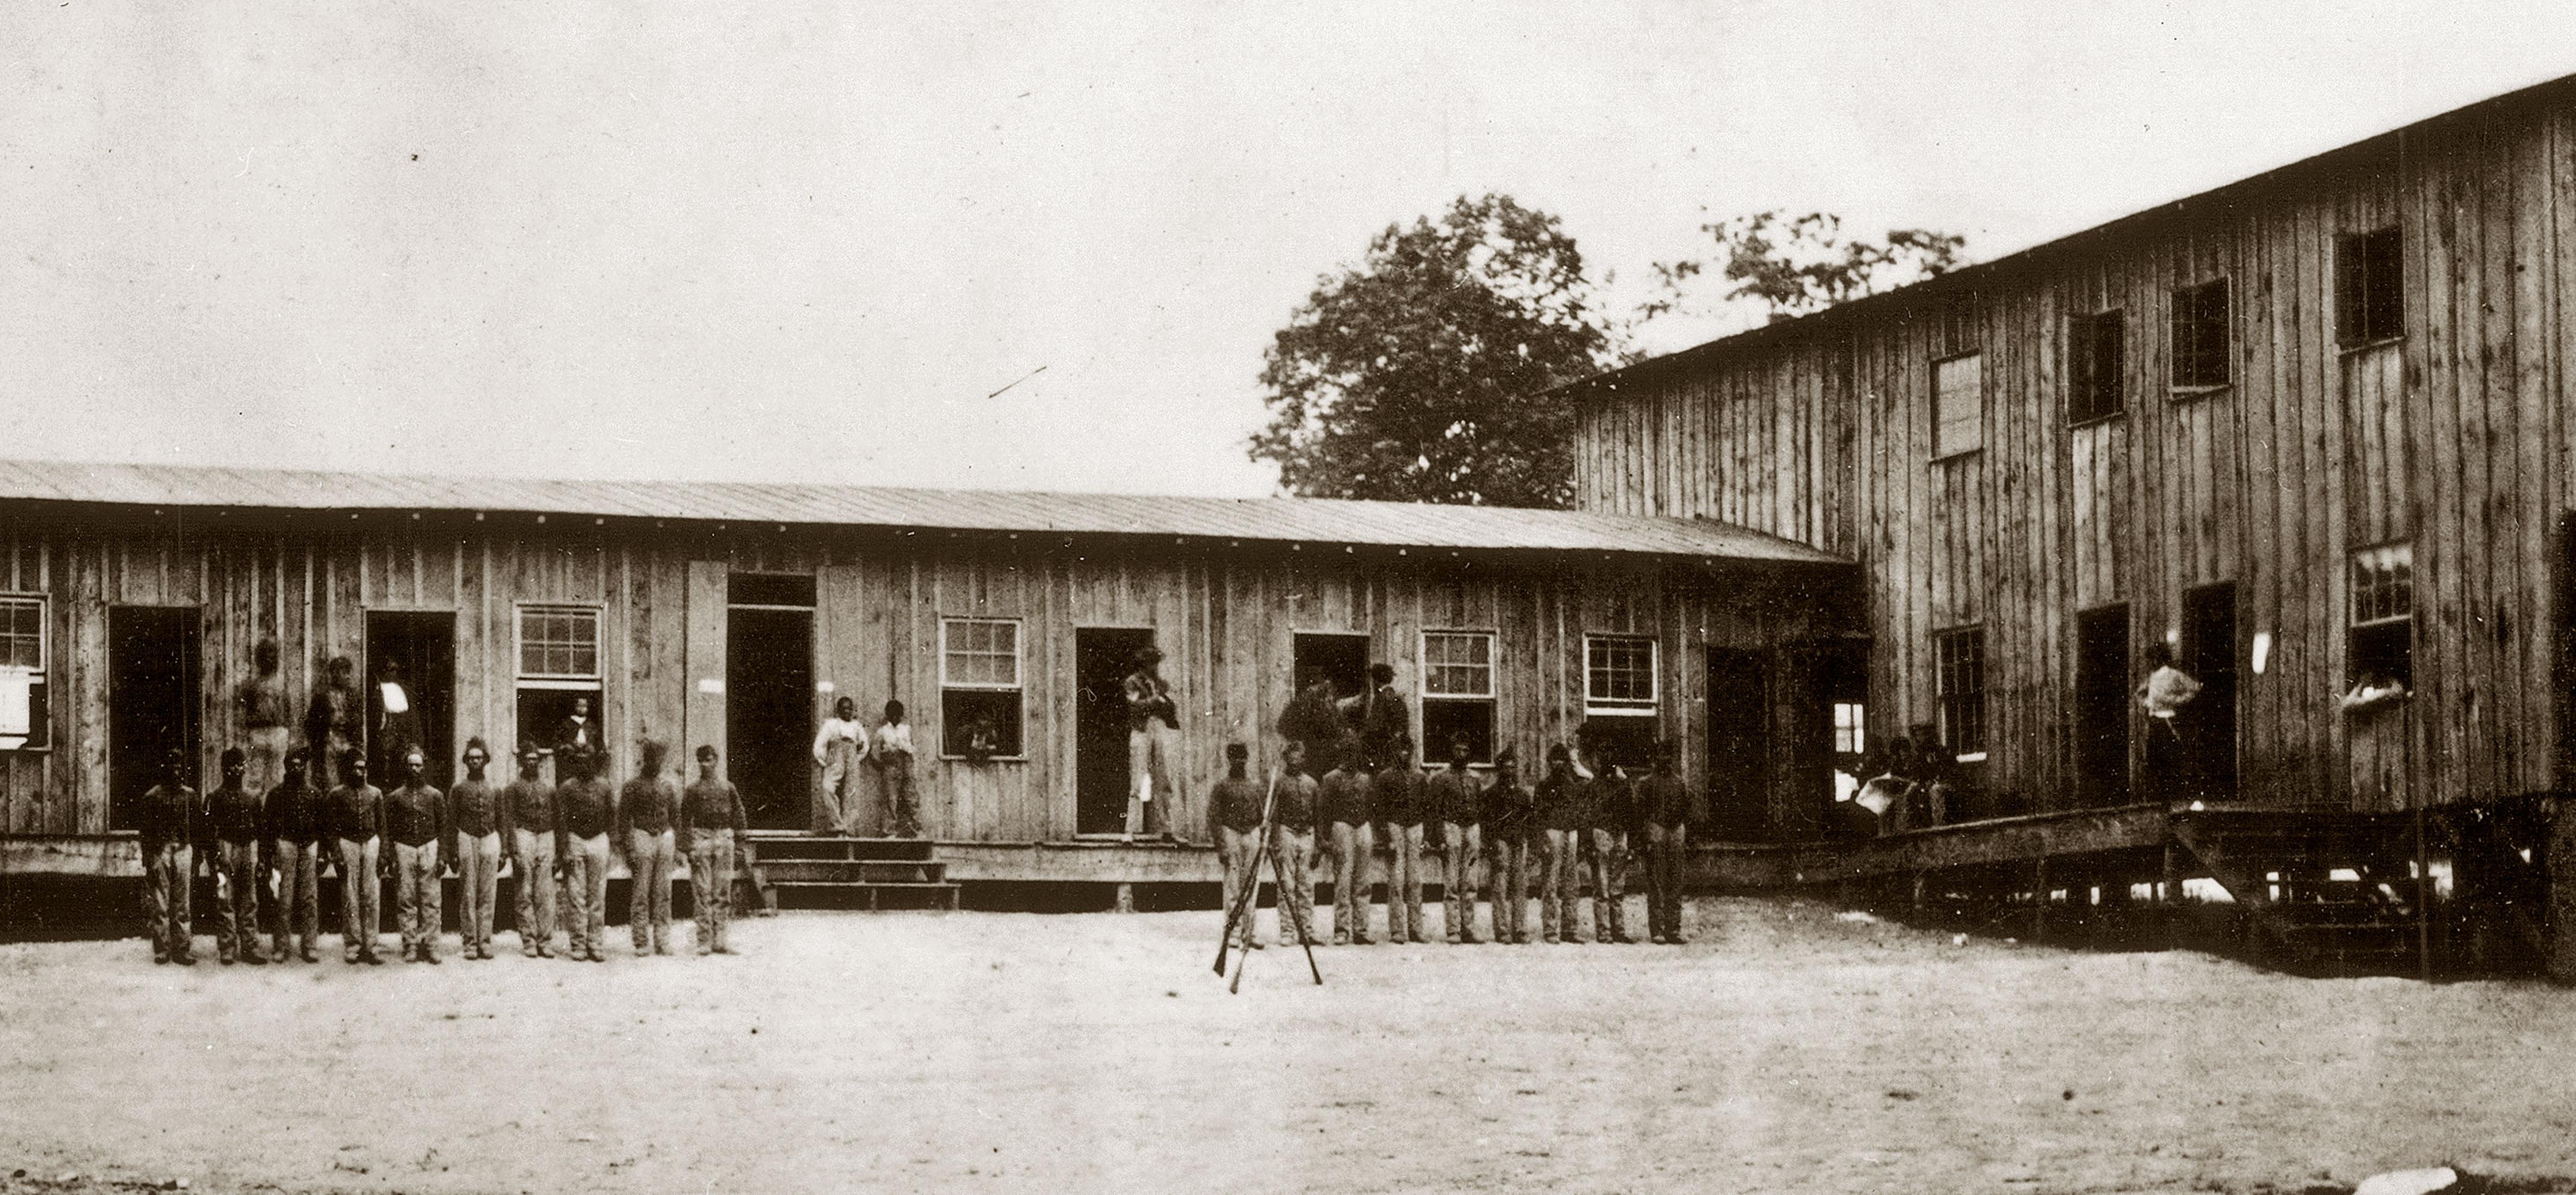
[729,605,815,830]
[2182,583,2239,799]
[1076,628,1155,835]
[2074,604,2131,807]
[1704,647,1773,840]
[109,606,201,829]
[365,612,455,789]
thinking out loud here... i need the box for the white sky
[6,1,2572,499]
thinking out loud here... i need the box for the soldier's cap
[1369,662,1395,684]
[697,745,718,759]
[1225,742,1248,759]
[518,745,543,761]
[221,748,246,767]
[1545,744,1572,762]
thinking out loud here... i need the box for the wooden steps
[739,834,959,913]
[2170,807,2429,977]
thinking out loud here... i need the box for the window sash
[2170,279,2231,387]
[940,618,1022,690]
[2351,544,2414,626]
[1832,702,1866,755]
[1934,352,1983,456]
[1420,631,1496,698]
[516,606,602,680]
[0,595,45,673]
[2069,311,2125,423]
[1934,628,1987,755]
[1584,635,1657,706]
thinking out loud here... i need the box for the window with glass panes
[1584,635,1656,712]
[1934,626,1986,758]
[941,617,1023,757]
[1420,631,1496,762]
[0,595,47,749]
[2349,544,2413,687]
[516,607,601,681]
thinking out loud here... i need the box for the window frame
[1933,625,1988,762]
[1419,629,1499,764]
[0,592,49,752]
[514,603,605,689]
[2348,543,2415,688]
[2169,277,2233,391]
[1931,350,1985,460]
[2336,226,2405,349]
[1832,701,1867,756]
[2067,308,2127,425]
[1583,634,1659,716]
[939,616,1027,760]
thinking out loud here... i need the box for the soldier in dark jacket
[1634,742,1693,944]
[202,748,268,965]
[1480,747,1537,944]
[329,751,389,965]
[1534,745,1591,944]
[1317,735,1375,945]
[265,746,326,962]
[1425,733,1485,944]
[138,748,198,965]
[1373,733,1428,944]
[1271,740,1320,952]
[1586,758,1640,945]
[1340,663,1408,771]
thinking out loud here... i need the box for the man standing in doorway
[1426,732,1484,944]
[620,739,680,956]
[1341,663,1407,772]
[139,748,198,965]
[304,655,359,789]
[1122,646,1179,843]
[1209,743,1267,950]
[328,751,387,965]
[385,746,448,964]
[812,696,865,836]
[449,739,503,961]
[1319,735,1375,945]
[1373,733,1427,945]
[1277,671,1344,773]
[2137,643,2202,799]
[1635,741,1693,945]
[266,746,325,963]
[374,658,423,782]
[203,748,268,966]
[555,746,615,963]
[1482,747,1536,944]
[237,637,290,796]
[501,745,557,958]
[682,745,748,956]
[1272,740,1320,952]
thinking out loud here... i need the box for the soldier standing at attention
[1586,746,1640,945]
[1271,740,1320,952]
[620,739,682,956]
[1318,736,1375,945]
[681,745,748,956]
[1121,647,1181,843]
[203,748,268,965]
[449,739,503,961]
[1535,745,1588,944]
[304,656,360,789]
[1373,733,1428,945]
[139,748,198,965]
[266,746,326,963]
[236,637,290,796]
[328,752,388,965]
[554,748,614,962]
[1635,742,1693,945]
[385,746,449,964]
[501,745,559,957]
[1426,733,1484,944]
[1209,743,1267,951]
[1481,748,1536,944]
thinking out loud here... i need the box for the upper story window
[2349,544,2414,687]
[1583,635,1657,715]
[2337,227,2404,347]
[1933,352,1983,458]
[2067,310,2125,424]
[0,595,47,751]
[1934,626,1987,760]
[516,606,602,684]
[2170,279,2231,389]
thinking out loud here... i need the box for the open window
[940,617,1024,758]
[2067,309,2125,424]
[516,604,603,774]
[1419,630,1496,763]
[0,595,48,752]
[2336,227,2404,347]
[2350,544,2414,687]
[2170,278,2231,389]
[1934,626,1987,761]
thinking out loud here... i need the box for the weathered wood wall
[1576,89,2576,814]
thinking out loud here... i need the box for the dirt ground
[4,896,2575,1195]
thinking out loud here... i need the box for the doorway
[109,607,201,830]
[2182,582,2239,798]
[1075,628,1155,835]
[365,612,455,790]
[729,606,815,830]
[2074,604,2131,807]
[1292,632,1370,703]
[1705,647,1773,840]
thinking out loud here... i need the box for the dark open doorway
[1291,632,1370,703]
[729,604,814,830]
[1705,647,1773,840]
[2074,604,2132,807]
[366,612,454,790]
[2183,582,2239,799]
[1076,628,1155,835]
[109,606,201,830]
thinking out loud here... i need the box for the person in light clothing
[384,747,448,964]
[448,738,503,961]
[681,745,748,955]
[812,696,865,835]
[501,745,558,957]
[1318,736,1375,945]
[328,751,389,965]
[1209,743,1267,950]
[868,699,920,839]
[1122,647,1180,842]
[1271,740,1320,951]
[2137,643,2201,797]
[554,747,615,963]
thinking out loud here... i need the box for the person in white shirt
[2136,643,2202,798]
[812,696,865,835]
[868,699,920,839]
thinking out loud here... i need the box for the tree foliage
[1252,194,1619,510]
[1642,210,1965,325]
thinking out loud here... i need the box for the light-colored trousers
[1124,722,1176,837]
[564,833,611,956]
[212,838,264,959]
[1327,821,1374,943]
[457,831,501,949]
[628,828,676,952]
[1272,826,1317,946]
[337,836,381,956]
[1441,822,1483,942]
[1588,827,1630,941]
[1384,822,1425,942]
[818,740,862,835]
[272,838,320,955]
[1539,828,1577,942]
[143,842,192,958]
[395,840,442,956]
[512,829,557,949]
[1486,836,1531,943]
[691,829,734,952]
[1217,825,1264,946]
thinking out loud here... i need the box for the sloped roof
[0,458,1846,565]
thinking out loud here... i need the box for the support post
[2161,844,2181,952]
[2031,855,2048,946]
[2414,807,2435,984]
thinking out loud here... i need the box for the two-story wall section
[1570,73,2576,817]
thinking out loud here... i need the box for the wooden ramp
[741,833,960,912]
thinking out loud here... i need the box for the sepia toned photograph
[8,4,2576,1193]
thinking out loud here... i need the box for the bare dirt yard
[4,896,2575,1195]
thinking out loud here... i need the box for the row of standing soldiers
[133,736,750,966]
[1208,729,1694,948]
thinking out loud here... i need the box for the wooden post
[1911,870,1927,915]
[2414,807,2435,984]
[2030,856,2048,945]
[2161,844,2181,952]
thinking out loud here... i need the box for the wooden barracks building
[1564,73,2576,974]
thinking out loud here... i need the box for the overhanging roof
[0,458,1847,566]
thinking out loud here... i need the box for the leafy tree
[1642,210,1965,325]
[1253,194,1620,510]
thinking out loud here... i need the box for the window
[1933,352,1983,458]
[1420,631,1496,763]
[941,617,1024,757]
[2170,279,2231,388]
[1584,635,1657,714]
[516,606,601,684]
[1832,702,1866,756]
[2350,544,2413,686]
[1934,626,1987,760]
[0,595,47,751]
[2067,310,2125,424]
[2337,226,2403,346]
